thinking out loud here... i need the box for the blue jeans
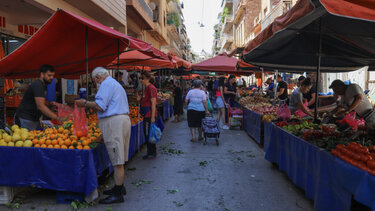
[15,116,40,131]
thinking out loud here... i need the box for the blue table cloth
[263,121,274,152]
[169,105,173,118]
[128,121,146,159]
[265,124,375,211]
[163,100,170,120]
[243,107,262,144]
[0,122,145,197]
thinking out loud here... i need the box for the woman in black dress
[173,80,183,122]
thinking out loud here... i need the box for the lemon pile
[0,125,33,147]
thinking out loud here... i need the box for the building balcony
[223,15,233,33]
[233,0,246,24]
[126,0,154,30]
[224,0,233,7]
[222,33,234,50]
[148,22,169,45]
[261,0,293,30]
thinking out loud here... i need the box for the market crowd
[14,64,375,205]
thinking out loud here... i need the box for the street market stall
[0,9,168,204]
[241,0,375,209]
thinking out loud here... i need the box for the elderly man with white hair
[76,67,131,204]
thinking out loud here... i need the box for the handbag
[207,99,213,112]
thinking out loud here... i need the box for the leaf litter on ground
[173,201,184,207]
[131,179,152,187]
[167,189,179,194]
[199,161,208,167]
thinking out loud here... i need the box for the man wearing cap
[76,67,131,204]
[329,79,375,127]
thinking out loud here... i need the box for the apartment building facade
[161,0,191,61]
[0,0,127,56]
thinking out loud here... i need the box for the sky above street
[182,0,222,55]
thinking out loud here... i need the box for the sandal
[198,137,204,141]
[190,139,196,142]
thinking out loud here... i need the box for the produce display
[272,114,375,175]
[238,89,253,97]
[129,105,144,125]
[157,92,171,101]
[0,114,103,150]
[157,91,172,104]
[331,142,375,175]
[239,95,278,116]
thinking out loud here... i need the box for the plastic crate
[0,187,14,204]
[6,117,14,126]
[56,191,84,204]
[5,96,22,107]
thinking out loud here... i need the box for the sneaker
[222,125,230,130]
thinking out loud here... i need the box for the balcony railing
[261,0,292,30]
[137,0,153,21]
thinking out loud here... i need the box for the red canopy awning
[108,50,176,70]
[0,9,165,79]
[168,54,192,70]
[192,54,257,73]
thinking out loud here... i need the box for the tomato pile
[129,105,143,125]
[331,142,375,175]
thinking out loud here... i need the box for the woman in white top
[185,80,210,142]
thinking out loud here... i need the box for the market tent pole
[85,26,89,100]
[314,20,322,121]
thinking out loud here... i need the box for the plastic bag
[294,101,309,118]
[336,111,365,131]
[277,103,291,121]
[207,99,213,112]
[54,102,74,120]
[73,102,88,137]
[149,123,162,144]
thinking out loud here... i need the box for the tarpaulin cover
[265,124,375,210]
[108,50,175,70]
[0,122,145,196]
[0,10,165,79]
[193,54,257,73]
[243,0,375,72]
[243,107,262,144]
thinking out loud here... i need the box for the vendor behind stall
[329,80,375,127]
[277,75,288,104]
[289,78,314,117]
[15,65,64,130]
[224,75,238,107]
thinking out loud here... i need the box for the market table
[265,123,375,211]
[243,107,262,145]
[0,121,145,198]
[162,99,170,120]
[263,121,273,152]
